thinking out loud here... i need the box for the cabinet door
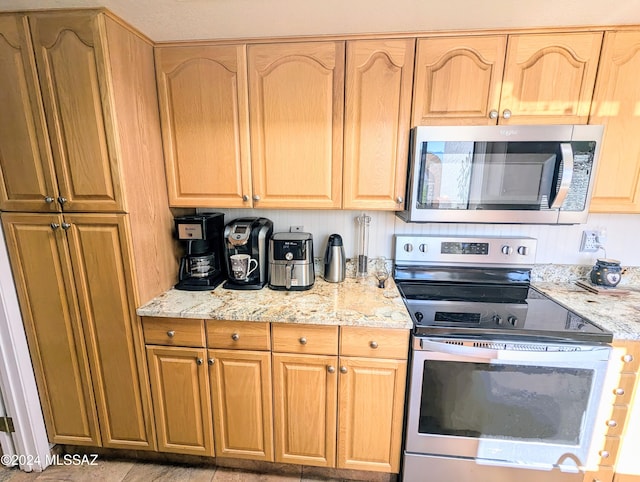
[589,31,640,213]
[65,214,154,449]
[155,45,252,208]
[343,39,414,210]
[412,36,507,126]
[146,346,214,456]
[0,14,58,212]
[209,349,273,461]
[1,213,100,446]
[337,357,406,473]
[500,32,602,124]
[248,42,344,209]
[272,353,337,467]
[29,11,125,212]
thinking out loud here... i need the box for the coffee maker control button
[285,252,294,261]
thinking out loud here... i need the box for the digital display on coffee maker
[234,226,248,234]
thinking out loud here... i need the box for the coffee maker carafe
[223,218,273,290]
[175,213,225,291]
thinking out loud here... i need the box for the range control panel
[394,235,537,267]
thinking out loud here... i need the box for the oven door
[405,336,610,470]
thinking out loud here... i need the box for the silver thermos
[323,234,346,283]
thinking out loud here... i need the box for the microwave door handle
[549,143,574,209]
[420,338,609,362]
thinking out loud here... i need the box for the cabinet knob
[253,195,261,202]
[489,109,499,119]
[208,358,214,366]
[167,330,175,338]
[614,388,625,396]
[623,354,634,363]
[196,358,203,365]
[396,196,404,204]
[327,366,335,373]
[50,223,60,230]
[57,196,67,205]
[606,420,618,428]
[61,222,71,230]
[370,341,378,349]
[231,333,240,341]
[299,337,307,345]
[599,450,610,459]
[502,109,512,119]
[340,366,348,374]
[44,196,54,203]
[242,195,249,202]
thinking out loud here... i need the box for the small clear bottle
[355,213,371,279]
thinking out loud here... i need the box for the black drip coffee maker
[175,213,225,291]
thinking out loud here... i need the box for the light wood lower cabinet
[2,213,154,449]
[146,345,214,456]
[209,349,273,461]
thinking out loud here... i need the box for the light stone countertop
[136,275,413,330]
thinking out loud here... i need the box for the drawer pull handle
[208,358,214,366]
[167,330,176,338]
[370,341,378,349]
[607,420,618,428]
[615,388,625,396]
[623,354,634,363]
[327,366,335,373]
[599,450,610,458]
[340,366,348,374]
[196,358,203,365]
[299,337,307,345]
[231,333,240,341]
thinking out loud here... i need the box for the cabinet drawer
[142,317,205,347]
[272,323,338,355]
[604,405,628,437]
[340,326,409,359]
[583,465,614,482]
[596,435,620,467]
[611,373,637,405]
[207,321,270,350]
[614,341,640,373]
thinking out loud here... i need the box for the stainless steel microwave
[397,125,604,224]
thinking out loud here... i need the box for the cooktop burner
[394,235,613,344]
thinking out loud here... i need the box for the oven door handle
[419,338,609,362]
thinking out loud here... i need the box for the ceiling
[2,0,640,42]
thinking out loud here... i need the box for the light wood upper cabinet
[209,349,273,461]
[1,213,101,446]
[501,32,602,124]
[28,11,125,212]
[155,45,252,208]
[589,31,640,213]
[248,42,345,209]
[343,39,415,210]
[412,36,507,126]
[147,345,214,457]
[413,32,602,126]
[0,14,58,212]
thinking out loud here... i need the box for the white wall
[202,209,640,266]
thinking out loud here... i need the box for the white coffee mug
[230,254,258,280]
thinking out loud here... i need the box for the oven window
[419,361,593,444]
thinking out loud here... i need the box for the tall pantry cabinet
[0,10,175,449]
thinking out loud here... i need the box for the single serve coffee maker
[175,213,225,291]
[223,217,273,290]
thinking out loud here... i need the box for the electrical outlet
[290,225,304,232]
[580,230,599,252]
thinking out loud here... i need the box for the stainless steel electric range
[394,235,613,482]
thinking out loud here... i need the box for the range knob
[508,315,518,327]
[517,246,529,256]
[493,315,504,326]
[419,244,428,253]
[501,245,513,255]
[414,312,424,323]
[404,243,414,253]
